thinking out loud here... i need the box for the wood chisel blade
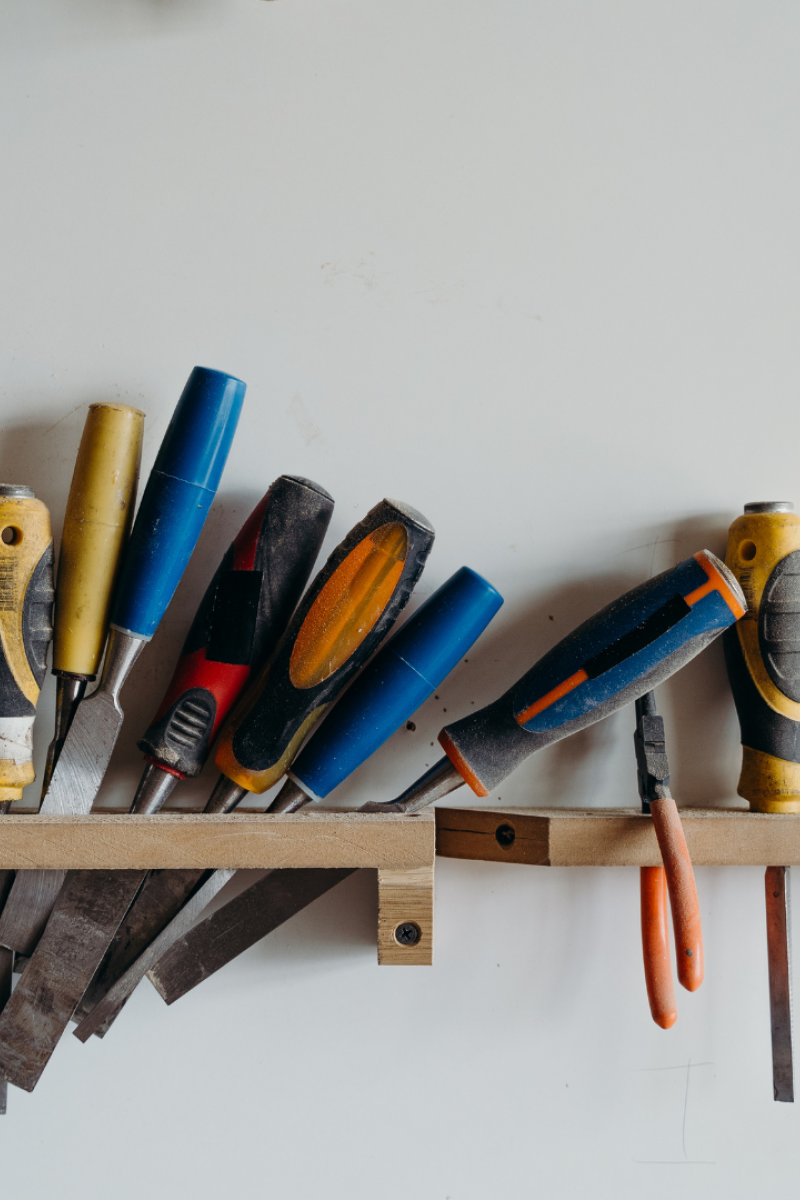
[0,869,145,1091]
[0,948,11,1115]
[73,868,211,1022]
[144,869,359,1009]
[766,865,794,1102]
[73,869,238,1041]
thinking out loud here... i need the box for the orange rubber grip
[640,865,677,1029]
[650,796,704,992]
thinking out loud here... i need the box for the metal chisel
[72,475,334,1021]
[0,498,432,1089]
[0,366,245,961]
[40,403,144,796]
[75,564,503,1031]
[723,500,800,1102]
[84,552,743,1023]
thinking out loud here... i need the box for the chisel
[0,498,433,1090]
[40,403,144,796]
[634,690,701,1028]
[134,552,742,1010]
[0,484,53,1112]
[72,475,334,1021]
[723,500,800,1102]
[0,366,246,958]
[75,564,503,1032]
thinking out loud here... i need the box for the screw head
[394,921,421,946]
[495,823,516,848]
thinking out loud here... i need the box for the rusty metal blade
[149,868,357,1005]
[0,948,11,1114]
[766,865,794,1103]
[73,868,237,1040]
[0,869,145,1091]
[74,868,211,1022]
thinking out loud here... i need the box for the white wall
[2,0,799,1194]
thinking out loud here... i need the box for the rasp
[0,366,245,957]
[75,564,502,1032]
[72,474,334,1021]
[723,500,800,1102]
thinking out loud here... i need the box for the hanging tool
[0,498,433,1091]
[41,403,144,796]
[723,500,800,1103]
[72,475,334,1021]
[75,564,503,1033]
[80,551,742,1026]
[0,483,54,1112]
[634,690,702,1027]
[0,366,246,958]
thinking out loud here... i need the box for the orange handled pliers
[634,692,703,1028]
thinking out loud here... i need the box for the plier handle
[634,692,703,1027]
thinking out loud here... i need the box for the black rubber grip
[229,499,435,775]
[0,545,54,717]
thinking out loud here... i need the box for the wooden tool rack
[0,809,435,967]
[1,805,796,974]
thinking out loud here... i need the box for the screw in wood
[495,823,516,848]
[394,922,421,946]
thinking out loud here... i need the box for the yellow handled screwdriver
[40,403,144,795]
[0,484,53,1115]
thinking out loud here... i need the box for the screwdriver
[72,475,334,1022]
[634,690,701,1028]
[0,366,246,958]
[0,484,54,1114]
[386,551,745,813]
[74,565,503,1033]
[723,500,800,1103]
[41,403,144,796]
[0,498,434,1091]
[88,550,743,1022]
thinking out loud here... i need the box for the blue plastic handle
[111,367,246,639]
[291,566,503,799]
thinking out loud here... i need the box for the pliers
[634,692,704,1028]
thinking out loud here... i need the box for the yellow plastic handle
[53,403,144,676]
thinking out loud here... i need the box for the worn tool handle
[649,796,703,991]
[723,503,800,812]
[437,551,745,796]
[111,367,246,640]
[53,404,144,677]
[137,476,334,777]
[0,488,54,802]
[289,566,502,801]
[215,498,435,794]
[640,866,677,1028]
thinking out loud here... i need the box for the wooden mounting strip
[0,810,434,871]
[377,865,434,966]
[435,806,800,867]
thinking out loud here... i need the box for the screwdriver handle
[289,566,502,801]
[640,866,677,1028]
[215,498,435,794]
[137,476,334,777]
[723,503,800,812]
[53,404,144,678]
[111,367,246,641]
[438,551,745,796]
[0,487,54,802]
[649,796,703,991]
